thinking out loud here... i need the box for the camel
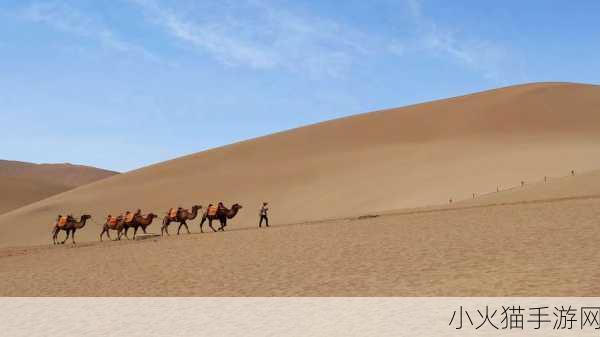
[120,209,141,240]
[199,203,242,232]
[161,205,202,236]
[123,213,158,239]
[99,215,126,241]
[52,214,92,245]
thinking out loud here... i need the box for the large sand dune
[0,160,117,215]
[1,82,599,248]
[1,166,599,296]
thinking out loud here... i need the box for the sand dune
[1,166,599,296]
[0,160,117,215]
[1,82,600,248]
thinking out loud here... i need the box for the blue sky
[1,0,599,172]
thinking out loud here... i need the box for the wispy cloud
[21,1,158,61]
[403,0,514,82]
[130,0,516,82]
[129,0,373,77]
[18,0,517,82]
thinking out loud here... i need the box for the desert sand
[0,82,599,296]
[0,160,117,215]
[1,82,599,248]
[0,167,599,296]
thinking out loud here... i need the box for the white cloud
[129,0,372,77]
[23,2,93,35]
[404,0,513,82]
[21,1,158,61]
[19,0,516,82]
[129,0,515,82]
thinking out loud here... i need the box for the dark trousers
[259,215,269,227]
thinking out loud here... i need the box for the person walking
[259,202,269,228]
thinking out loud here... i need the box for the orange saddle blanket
[125,212,135,223]
[207,206,218,216]
[168,208,178,219]
[58,216,69,227]
[108,216,119,226]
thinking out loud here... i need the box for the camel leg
[123,227,130,240]
[161,219,169,236]
[133,227,139,240]
[52,227,58,244]
[53,227,62,245]
[107,230,112,241]
[100,228,105,242]
[142,226,148,234]
[183,222,190,234]
[199,217,205,233]
[218,218,227,231]
[208,219,217,232]
[62,229,70,244]
[72,229,77,245]
[177,222,183,235]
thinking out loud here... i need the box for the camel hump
[58,216,69,226]
[108,216,118,225]
[207,205,218,216]
[125,212,135,223]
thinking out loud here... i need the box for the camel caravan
[52,202,243,245]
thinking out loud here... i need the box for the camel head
[76,214,92,228]
[147,213,158,219]
[225,203,242,219]
[192,205,202,211]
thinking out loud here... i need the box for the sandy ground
[1,82,600,247]
[1,188,599,296]
[1,82,599,296]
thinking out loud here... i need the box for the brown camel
[52,214,92,245]
[124,213,158,239]
[199,203,242,232]
[161,205,202,236]
[100,215,127,241]
[120,209,141,240]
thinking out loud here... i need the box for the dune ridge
[1,82,599,247]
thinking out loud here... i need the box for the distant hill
[0,160,117,214]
